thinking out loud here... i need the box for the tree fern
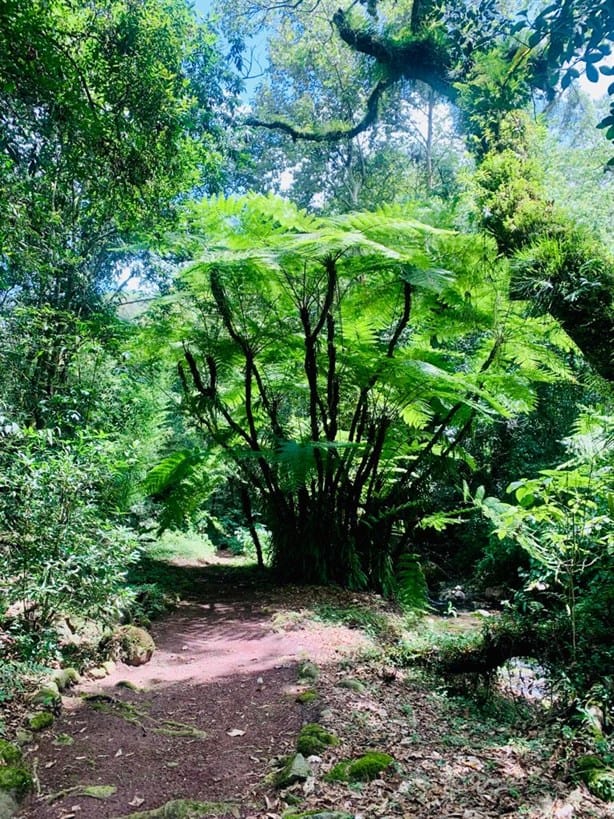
[146,194,575,590]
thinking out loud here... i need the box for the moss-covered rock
[0,741,21,765]
[13,731,33,746]
[51,667,80,691]
[337,678,366,693]
[31,683,61,711]
[114,625,155,666]
[0,766,33,799]
[274,753,312,788]
[283,813,354,819]
[296,724,338,756]
[117,799,240,818]
[28,711,54,731]
[325,752,393,783]
[116,680,141,692]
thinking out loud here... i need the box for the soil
[13,557,613,819]
[15,560,373,819]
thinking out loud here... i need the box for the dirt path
[16,564,373,819]
[14,560,611,819]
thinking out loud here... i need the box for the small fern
[396,553,429,613]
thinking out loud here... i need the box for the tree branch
[245,76,394,142]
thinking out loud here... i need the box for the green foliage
[471,115,614,381]
[471,411,614,695]
[0,0,229,314]
[149,193,572,590]
[395,554,429,612]
[0,430,140,659]
[455,50,533,158]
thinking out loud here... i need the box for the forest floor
[14,551,611,819]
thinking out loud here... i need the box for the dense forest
[0,0,613,812]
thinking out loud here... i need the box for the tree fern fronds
[143,450,197,497]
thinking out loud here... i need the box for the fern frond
[395,553,429,613]
[144,450,197,497]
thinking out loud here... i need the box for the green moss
[295,689,318,704]
[28,711,54,731]
[0,766,33,798]
[296,724,338,756]
[115,625,155,666]
[52,733,74,746]
[347,752,393,781]
[116,679,141,691]
[325,752,393,783]
[324,761,349,782]
[576,754,605,772]
[0,739,21,765]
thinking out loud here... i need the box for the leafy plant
[148,193,571,591]
[395,553,429,612]
[471,411,614,694]
[0,429,140,660]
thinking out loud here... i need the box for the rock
[483,586,509,603]
[275,754,312,788]
[51,667,80,691]
[116,799,240,818]
[27,712,54,731]
[0,790,18,819]
[440,585,467,603]
[103,660,117,674]
[88,666,109,680]
[31,683,61,711]
[78,785,117,799]
[337,678,366,693]
[56,616,105,651]
[13,731,33,747]
[284,813,354,819]
[116,680,141,691]
[114,625,155,666]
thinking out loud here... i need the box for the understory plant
[146,194,572,595]
[471,411,613,700]
[0,425,140,661]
